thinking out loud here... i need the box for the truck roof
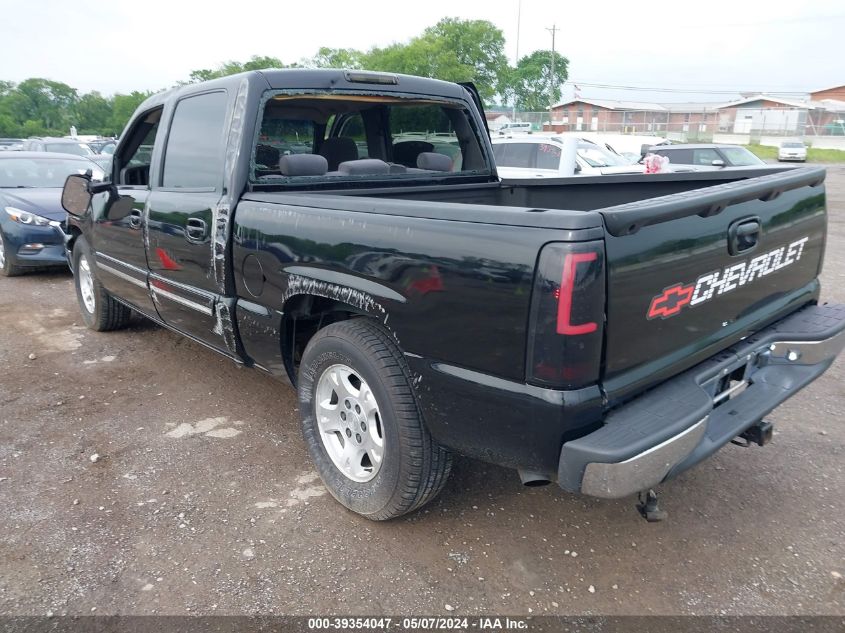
[135,68,471,114]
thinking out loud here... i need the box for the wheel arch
[280,292,392,386]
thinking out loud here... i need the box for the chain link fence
[489,106,845,149]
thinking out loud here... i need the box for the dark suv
[647,143,766,169]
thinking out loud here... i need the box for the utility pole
[512,0,522,122]
[546,24,560,127]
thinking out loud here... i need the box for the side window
[496,143,535,168]
[337,114,368,158]
[692,148,720,165]
[162,91,228,189]
[536,143,562,170]
[658,148,691,164]
[116,107,162,186]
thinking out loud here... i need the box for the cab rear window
[250,92,491,188]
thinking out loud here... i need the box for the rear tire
[73,237,131,331]
[0,230,24,277]
[297,319,452,520]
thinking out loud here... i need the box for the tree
[510,50,569,111]
[363,18,508,103]
[420,18,509,102]
[188,55,291,83]
[11,78,78,132]
[75,92,113,134]
[304,47,363,69]
[108,91,151,136]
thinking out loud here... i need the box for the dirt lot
[1,167,844,618]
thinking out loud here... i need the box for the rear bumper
[558,304,845,498]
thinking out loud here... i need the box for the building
[811,85,845,102]
[547,98,719,139]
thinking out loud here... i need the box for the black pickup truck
[61,69,845,521]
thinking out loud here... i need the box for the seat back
[392,140,434,168]
[319,137,359,171]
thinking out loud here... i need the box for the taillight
[527,241,605,389]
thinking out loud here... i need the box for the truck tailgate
[598,166,827,403]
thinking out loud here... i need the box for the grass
[745,143,845,163]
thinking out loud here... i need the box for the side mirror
[61,174,93,217]
[711,159,726,167]
[640,144,653,157]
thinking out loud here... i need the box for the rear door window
[494,143,536,168]
[536,143,562,170]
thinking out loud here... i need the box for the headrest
[279,154,328,176]
[416,152,452,172]
[337,159,391,175]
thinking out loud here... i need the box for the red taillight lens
[557,252,599,335]
[527,242,605,389]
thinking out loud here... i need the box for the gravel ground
[1,166,843,618]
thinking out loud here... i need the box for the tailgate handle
[728,218,761,255]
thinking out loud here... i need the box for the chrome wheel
[0,232,6,269]
[315,363,384,482]
[78,255,96,314]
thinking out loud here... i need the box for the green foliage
[0,17,572,138]
[305,47,364,70]
[510,50,569,111]
[188,55,293,83]
[182,18,542,106]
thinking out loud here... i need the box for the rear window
[44,143,91,156]
[251,91,491,187]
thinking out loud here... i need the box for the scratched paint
[283,274,387,317]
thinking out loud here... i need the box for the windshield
[782,142,805,148]
[720,147,765,166]
[576,142,629,167]
[44,142,93,156]
[0,157,104,187]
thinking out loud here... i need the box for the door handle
[728,218,761,255]
[185,218,208,241]
[129,209,142,229]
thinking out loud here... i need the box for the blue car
[0,152,104,276]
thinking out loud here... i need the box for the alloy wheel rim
[78,256,96,314]
[315,363,385,482]
[0,232,5,269]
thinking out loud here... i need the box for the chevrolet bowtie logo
[647,283,694,320]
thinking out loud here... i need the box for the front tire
[72,237,131,331]
[297,319,451,520]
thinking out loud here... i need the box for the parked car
[571,133,671,163]
[87,139,117,155]
[495,121,533,135]
[0,138,24,152]
[778,141,808,162]
[492,135,647,177]
[0,152,103,276]
[21,137,96,158]
[61,69,843,521]
[647,143,766,168]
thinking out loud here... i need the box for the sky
[2,0,843,104]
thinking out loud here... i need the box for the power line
[565,80,811,96]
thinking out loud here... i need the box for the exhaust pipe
[518,469,552,487]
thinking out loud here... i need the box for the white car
[492,135,646,178]
[778,141,807,162]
